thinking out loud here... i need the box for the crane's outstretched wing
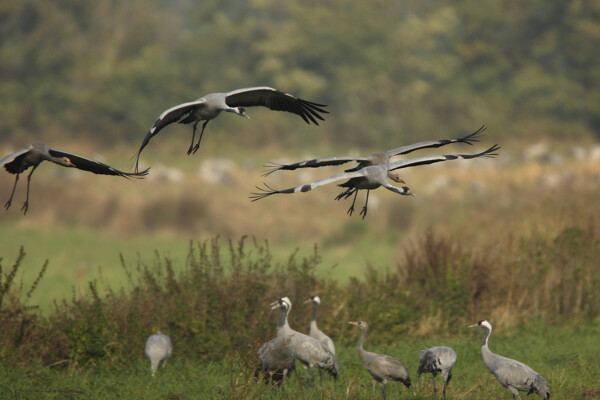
[0,145,34,173]
[250,168,368,201]
[225,87,328,125]
[383,125,487,157]
[48,148,149,178]
[262,156,369,176]
[388,144,500,171]
[134,98,208,171]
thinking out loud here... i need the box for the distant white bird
[469,320,550,399]
[134,87,328,171]
[417,346,457,399]
[263,125,487,176]
[348,321,411,400]
[252,144,500,218]
[271,297,338,386]
[0,143,149,214]
[144,331,173,377]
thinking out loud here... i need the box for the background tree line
[1,0,599,149]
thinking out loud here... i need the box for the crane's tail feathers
[529,374,550,400]
[417,349,438,376]
[458,124,487,145]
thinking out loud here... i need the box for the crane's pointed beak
[347,321,358,326]
[468,323,477,328]
[241,111,250,119]
[303,299,312,304]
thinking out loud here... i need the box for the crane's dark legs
[346,190,359,217]
[381,382,387,400]
[191,120,209,154]
[21,165,38,215]
[360,190,370,219]
[4,174,20,210]
[432,375,438,400]
[186,122,199,155]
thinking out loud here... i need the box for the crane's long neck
[480,326,495,363]
[357,327,368,355]
[277,307,290,332]
[310,303,319,331]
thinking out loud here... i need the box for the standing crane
[304,296,336,356]
[134,87,328,171]
[0,143,149,215]
[144,331,173,377]
[304,295,336,382]
[417,346,457,399]
[271,297,338,386]
[348,321,411,400]
[262,125,487,176]
[256,335,295,388]
[469,320,550,399]
[252,144,500,218]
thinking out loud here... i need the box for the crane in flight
[1,143,149,214]
[134,86,328,171]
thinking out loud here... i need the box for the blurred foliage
[1,0,599,147]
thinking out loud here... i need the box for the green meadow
[1,324,597,399]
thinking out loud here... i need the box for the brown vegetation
[1,223,598,367]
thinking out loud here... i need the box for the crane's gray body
[256,335,295,386]
[470,320,550,400]
[144,331,173,377]
[306,296,336,356]
[349,321,410,400]
[272,297,338,385]
[418,346,457,399]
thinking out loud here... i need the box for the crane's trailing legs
[189,120,210,155]
[360,190,370,219]
[4,173,19,211]
[21,165,39,215]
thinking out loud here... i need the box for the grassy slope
[0,323,597,399]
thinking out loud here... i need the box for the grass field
[1,323,598,399]
[1,139,600,399]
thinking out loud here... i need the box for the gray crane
[256,335,295,388]
[262,125,487,176]
[134,86,328,171]
[469,320,550,399]
[271,297,338,386]
[304,296,336,356]
[251,144,500,218]
[417,346,457,399]
[1,143,149,215]
[304,295,336,382]
[348,321,411,400]
[144,331,173,377]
